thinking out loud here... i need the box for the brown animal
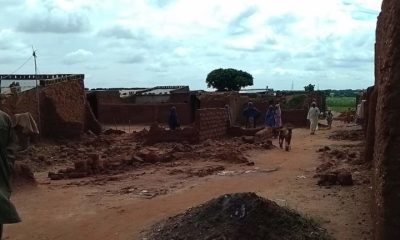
[278,127,292,151]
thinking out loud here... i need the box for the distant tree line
[323,89,363,97]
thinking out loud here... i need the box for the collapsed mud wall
[40,81,86,138]
[97,103,191,125]
[196,108,228,141]
[0,78,95,138]
[0,89,40,123]
[373,0,400,239]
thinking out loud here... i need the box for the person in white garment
[307,102,320,135]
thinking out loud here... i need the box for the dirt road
[4,124,372,240]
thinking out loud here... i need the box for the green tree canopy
[206,68,253,91]
[304,84,315,92]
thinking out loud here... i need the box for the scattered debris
[329,130,364,141]
[315,144,369,187]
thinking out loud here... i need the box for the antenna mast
[32,46,41,133]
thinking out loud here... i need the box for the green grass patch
[326,97,356,113]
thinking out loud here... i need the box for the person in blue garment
[243,102,261,128]
[168,106,180,130]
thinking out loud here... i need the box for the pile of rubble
[46,131,270,180]
[314,145,370,186]
[143,192,333,240]
[329,129,364,141]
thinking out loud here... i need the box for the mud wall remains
[196,108,228,141]
[0,78,91,138]
[281,109,308,127]
[198,92,248,126]
[0,89,40,123]
[40,80,86,138]
[373,0,400,239]
[364,86,377,163]
[97,103,191,125]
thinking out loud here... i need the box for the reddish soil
[3,121,372,240]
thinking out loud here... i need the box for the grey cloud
[268,14,299,36]
[272,51,292,62]
[118,54,146,64]
[0,29,30,64]
[0,30,26,50]
[17,9,90,33]
[98,26,142,40]
[228,6,258,35]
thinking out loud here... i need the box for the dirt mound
[329,130,363,141]
[144,192,333,240]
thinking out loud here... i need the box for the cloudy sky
[0,0,381,90]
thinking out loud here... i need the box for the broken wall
[40,80,86,138]
[97,103,191,125]
[373,0,400,239]
[145,124,199,144]
[0,78,90,138]
[0,89,40,123]
[196,108,228,141]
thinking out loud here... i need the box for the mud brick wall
[364,87,377,163]
[282,109,308,127]
[40,80,86,138]
[0,89,39,123]
[0,79,87,138]
[97,103,191,125]
[94,91,124,104]
[196,108,227,141]
[145,124,199,144]
[198,93,249,126]
[373,0,400,239]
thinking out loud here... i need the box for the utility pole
[33,46,41,133]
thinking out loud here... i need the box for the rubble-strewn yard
[5,122,372,240]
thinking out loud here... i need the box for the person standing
[168,106,180,130]
[265,100,276,128]
[0,110,21,239]
[326,110,333,129]
[307,102,320,135]
[224,105,232,127]
[243,102,261,128]
[274,102,282,128]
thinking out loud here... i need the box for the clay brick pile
[196,108,228,141]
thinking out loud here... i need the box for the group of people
[242,101,282,130]
[169,101,334,137]
[242,100,333,136]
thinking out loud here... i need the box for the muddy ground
[4,122,372,240]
